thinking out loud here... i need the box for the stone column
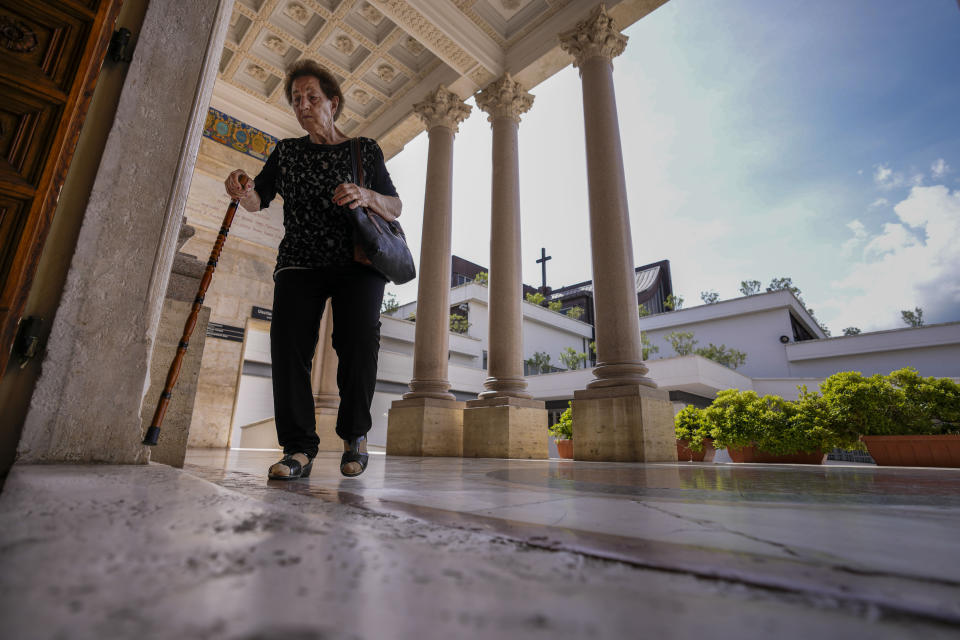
[387,86,471,457]
[559,4,676,462]
[311,300,342,452]
[463,74,547,459]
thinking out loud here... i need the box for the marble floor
[1,450,959,639]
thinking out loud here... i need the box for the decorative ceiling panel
[211,0,666,156]
[215,0,451,141]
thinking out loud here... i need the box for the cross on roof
[536,247,551,293]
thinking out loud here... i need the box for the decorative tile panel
[203,108,278,161]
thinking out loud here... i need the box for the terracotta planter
[862,435,960,468]
[555,439,573,459]
[727,445,824,464]
[676,438,716,462]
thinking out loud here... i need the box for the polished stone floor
[1,450,959,639]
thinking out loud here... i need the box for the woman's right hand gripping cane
[224,169,260,211]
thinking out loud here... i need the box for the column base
[386,397,465,457]
[572,384,678,462]
[315,407,345,453]
[463,397,548,459]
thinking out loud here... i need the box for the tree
[739,280,762,296]
[694,343,747,369]
[547,300,563,313]
[381,293,399,314]
[901,307,924,327]
[843,327,862,336]
[700,290,719,304]
[766,276,832,336]
[664,294,684,311]
[559,347,587,370]
[638,303,651,317]
[641,332,659,360]
[665,331,697,356]
[525,292,545,305]
[473,271,488,286]
[405,312,416,322]
[766,277,801,297]
[524,351,551,374]
[449,314,470,334]
[566,306,584,320]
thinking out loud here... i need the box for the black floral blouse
[253,136,398,273]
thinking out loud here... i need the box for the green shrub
[674,405,710,451]
[819,368,960,436]
[449,314,470,334]
[701,389,850,455]
[675,369,960,458]
[549,403,573,441]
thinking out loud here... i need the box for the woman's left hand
[333,183,367,209]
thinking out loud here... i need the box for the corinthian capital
[413,85,473,133]
[558,4,628,68]
[476,73,534,124]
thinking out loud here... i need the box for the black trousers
[270,264,386,458]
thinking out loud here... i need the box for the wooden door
[0,0,121,381]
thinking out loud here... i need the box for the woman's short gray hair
[284,59,344,120]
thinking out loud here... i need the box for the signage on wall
[252,306,273,321]
[206,322,244,342]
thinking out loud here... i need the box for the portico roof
[212,0,670,158]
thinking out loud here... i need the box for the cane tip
[143,426,161,446]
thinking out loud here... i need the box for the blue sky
[386,0,960,333]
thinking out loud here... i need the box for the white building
[234,272,960,450]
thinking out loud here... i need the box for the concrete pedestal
[572,384,678,462]
[463,397,548,459]
[386,398,465,457]
[315,408,344,453]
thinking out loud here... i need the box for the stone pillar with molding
[311,299,343,452]
[386,85,471,457]
[463,74,548,459]
[559,4,676,462]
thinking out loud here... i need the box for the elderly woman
[224,60,401,479]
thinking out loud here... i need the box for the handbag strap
[349,138,365,189]
[349,138,384,234]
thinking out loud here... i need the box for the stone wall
[17,0,233,464]
[181,226,277,448]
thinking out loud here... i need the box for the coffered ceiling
[209,0,668,158]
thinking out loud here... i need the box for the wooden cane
[143,175,248,446]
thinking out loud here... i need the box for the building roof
[549,261,668,300]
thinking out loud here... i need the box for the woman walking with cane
[224,60,401,479]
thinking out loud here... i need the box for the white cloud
[873,164,893,187]
[841,219,868,255]
[831,185,960,329]
[932,158,951,178]
[869,197,889,208]
[862,222,919,258]
[873,163,924,190]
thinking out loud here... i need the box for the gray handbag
[348,138,416,285]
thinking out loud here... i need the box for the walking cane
[143,175,248,446]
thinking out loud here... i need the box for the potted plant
[702,389,855,464]
[820,368,960,467]
[549,403,574,459]
[674,405,716,462]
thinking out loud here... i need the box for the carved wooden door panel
[0,0,121,380]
